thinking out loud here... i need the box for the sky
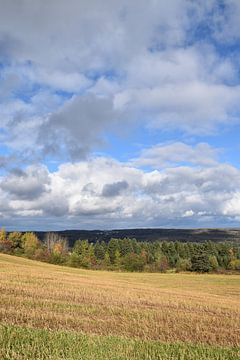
[1,0,240,230]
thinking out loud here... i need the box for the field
[0,253,239,359]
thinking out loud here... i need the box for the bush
[155,256,169,272]
[67,252,82,268]
[228,259,240,270]
[49,252,66,265]
[209,255,219,271]
[176,258,192,272]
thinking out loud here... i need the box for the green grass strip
[0,325,239,360]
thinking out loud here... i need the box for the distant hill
[35,228,240,247]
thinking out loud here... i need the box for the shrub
[67,252,82,268]
[176,258,192,272]
[228,259,240,270]
[209,255,219,271]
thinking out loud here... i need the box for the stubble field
[0,253,239,359]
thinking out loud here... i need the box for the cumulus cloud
[0,1,188,68]
[1,165,50,200]
[223,193,240,217]
[0,157,240,229]
[102,180,129,197]
[37,94,116,159]
[115,46,240,133]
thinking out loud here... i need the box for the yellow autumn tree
[0,227,13,252]
[22,232,40,257]
[0,227,7,243]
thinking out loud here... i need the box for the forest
[0,228,240,273]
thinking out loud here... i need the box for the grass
[0,253,239,359]
[1,325,240,360]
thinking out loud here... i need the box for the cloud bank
[1,157,240,230]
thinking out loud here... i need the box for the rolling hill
[34,228,240,247]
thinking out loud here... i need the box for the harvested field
[0,253,239,359]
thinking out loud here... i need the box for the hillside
[35,228,240,247]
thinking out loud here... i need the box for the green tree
[108,238,119,264]
[8,232,23,249]
[191,252,211,273]
[88,243,97,266]
[122,253,145,272]
[176,258,192,272]
[94,241,105,260]
[73,240,89,256]
[103,252,111,267]
[209,255,219,271]
[67,252,82,268]
[119,238,133,257]
[114,249,122,268]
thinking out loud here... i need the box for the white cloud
[183,210,194,218]
[0,1,240,161]
[1,165,50,200]
[0,1,189,69]
[133,142,220,168]
[1,158,240,229]
[115,46,240,133]
[223,192,240,217]
[23,66,92,93]
[37,94,117,159]
[1,1,240,229]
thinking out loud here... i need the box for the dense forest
[0,228,240,273]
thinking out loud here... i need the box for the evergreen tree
[94,241,105,260]
[108,238,119,264]
[103,252,111,267]
[114,249,122,268]
[191,251,211,273]
[119,238,133,257]
[122,253,145,272]
[73,240,89,256]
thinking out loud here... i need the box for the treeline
[0,228,240,273]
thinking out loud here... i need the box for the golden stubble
[0,253,239,346]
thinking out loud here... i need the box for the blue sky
[1,0,240,230]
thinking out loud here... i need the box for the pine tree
[191,251,211,273]
[94,241,105,260]
[108,238,119,264]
